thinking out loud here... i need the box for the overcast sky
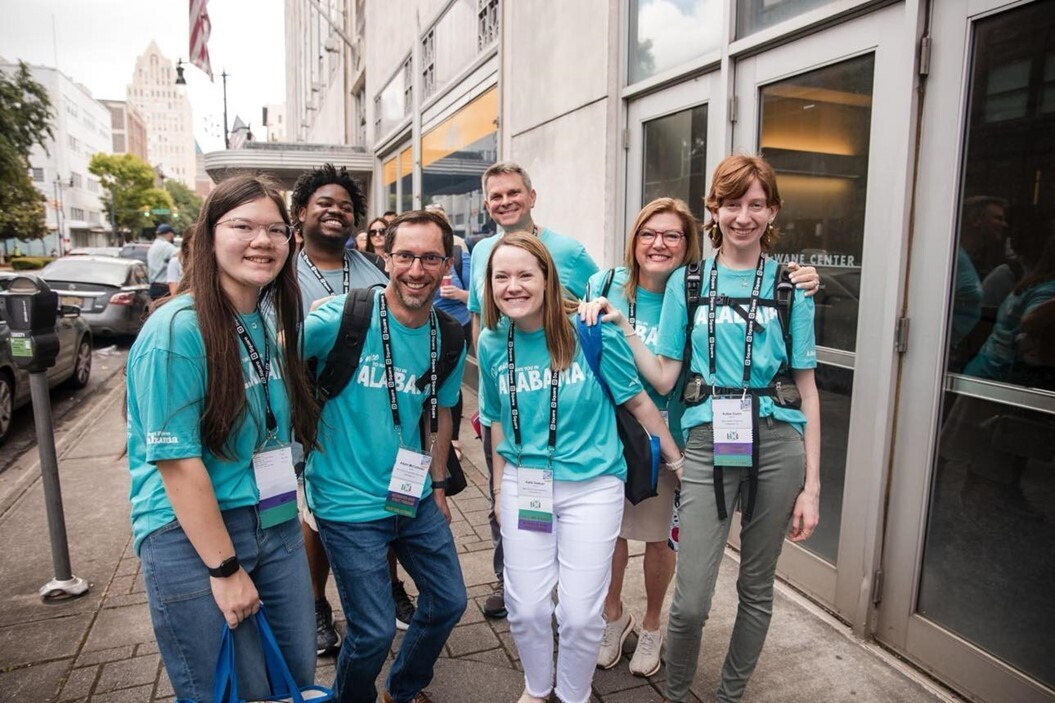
[0,0,285,152]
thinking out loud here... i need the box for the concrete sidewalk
[0,371,958,703]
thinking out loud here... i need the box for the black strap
[299,250,349,296]
[707,254,766,387]
[594,267,636,329]
[378,292,437,443]
[774,264,795,374]
[233,314,277,437]
[314,287,380,404]
[506,324,558,464]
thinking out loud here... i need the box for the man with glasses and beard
[302,210,467,703]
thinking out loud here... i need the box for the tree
[164,179,202,233]
[0,62,53,242]
[88,153,174,236]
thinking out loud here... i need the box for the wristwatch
[432,479,449,491]
[208,555,240,578]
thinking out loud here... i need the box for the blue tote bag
[212,606,334,703]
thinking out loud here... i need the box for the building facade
[101,100,148,161]
[283,3,1055,699]
[1,62,114,252]
[127,42,196,189]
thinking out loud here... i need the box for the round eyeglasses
[217,218,293,244]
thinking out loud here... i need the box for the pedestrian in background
[167,230,192,296]
[147,223,178,299]
[364,217,388,256]
[126,175,320,701]
[477,233,681,703]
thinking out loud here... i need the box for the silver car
[39,257,151,337]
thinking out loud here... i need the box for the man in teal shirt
[302,210,467,703]
[467,161,599,619]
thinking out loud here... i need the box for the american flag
[189,0,213,80]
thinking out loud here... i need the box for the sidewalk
[0,372,958,703]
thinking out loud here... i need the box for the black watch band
[208,555,240,578]
[432,479,449,491]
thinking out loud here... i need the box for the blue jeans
[140,507,315,703]
[317,496,467,703]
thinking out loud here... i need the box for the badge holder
[253,434,297,529]
[384,444,433,518]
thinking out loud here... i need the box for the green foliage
[164,179,202,232]
[11,256,53,270]
[89,153,175,233]
[0,62,53,241]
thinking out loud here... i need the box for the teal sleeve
[566,248,599,299]
[655,266,689,360]
[134,349,205,463]
[478,333,501,425]
[599,321,644,405]
[303,295,345,361]
[584,270,606,303]
[467,246,485,314]
[438,346,467,407]
[790,289,817,369]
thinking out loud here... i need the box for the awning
[203,142,374,189]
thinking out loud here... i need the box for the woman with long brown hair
[126,175,321,701]
[477,232,682,703]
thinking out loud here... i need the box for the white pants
[500,469,624,703]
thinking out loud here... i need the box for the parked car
[38,256,151,337]
[118,242,151,265]
[68,246,121,257]
[0,274,93,444]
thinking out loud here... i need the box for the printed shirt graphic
[125,295,292,553]
[302,289,466,523]
[477,318,643,482]
[655,258,816,434]
[466,227,599,314]
[586,267,685,447]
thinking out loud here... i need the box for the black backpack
[312,287,468,494]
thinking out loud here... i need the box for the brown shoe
[382,691,433,703]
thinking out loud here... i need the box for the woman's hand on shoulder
[211,568,260,629]
[786,261,822,298]
[577,296,626,329]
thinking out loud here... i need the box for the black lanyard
[233,314,278,438]
[300,250,349,296]
[628,301,636,329]
[506,324,559,464]
[707,254,767,389]
[378,292,438,444]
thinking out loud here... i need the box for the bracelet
[623,326,637,338]
[664,454,685,473]
[493,486,502,495]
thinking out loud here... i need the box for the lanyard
[299,250,349,296]
[377,292,438,444]
[628,301,636,329]
[707,254,767,389]
[233,314,278,438]
[506,324,559,465]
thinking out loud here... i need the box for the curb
[0,376,126,523]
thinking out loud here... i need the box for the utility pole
[52,176,65,256]
[221,69,230,149]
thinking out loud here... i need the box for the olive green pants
[664,419,805,703]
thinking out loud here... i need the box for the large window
[642,104,708,222]
[422,87,498,238]
[628,0,721,84]
[736,0,833,38]
[400,147,414,213]
[921,4,1055,689]
[376,58,410,141]
[422,0,479,101]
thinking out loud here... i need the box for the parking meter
[0,274,88,599]
[1,275,60,372]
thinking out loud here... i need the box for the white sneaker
[596,608,634,669]
[629,627,663,677]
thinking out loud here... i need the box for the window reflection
[642,104,708,222]
[399,148,413,213]
[628,0,721,84]
[736,0,834,39]
[383,156,398,213]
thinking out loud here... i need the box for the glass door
[625,73,723,244]
[729,4,917,619]
[880,1,1055,700]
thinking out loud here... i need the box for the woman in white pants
[476,232,682,703]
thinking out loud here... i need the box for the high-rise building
[0,61,114,251]
[127,41,196,189]
[100,99,148,161]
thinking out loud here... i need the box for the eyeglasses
[218,218,293,243]
[369,227,386,235]
[388,251,449,269]
[638,229,685,245]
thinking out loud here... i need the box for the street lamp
[174,61,229,149]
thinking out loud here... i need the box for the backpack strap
[774,264,794,372]
[416,308,466,444]
[314,287,379,407]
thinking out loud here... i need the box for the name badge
[517,467,554,533]
[384,448,432,518]
[253,444,297,529]
[712,396,753,468]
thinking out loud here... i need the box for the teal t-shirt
[126,295,292,554]
[302,289,466,523]
[585,267,685,447]
[655,258,816,433]
[467,227,599,314]
[477,318,643,482]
